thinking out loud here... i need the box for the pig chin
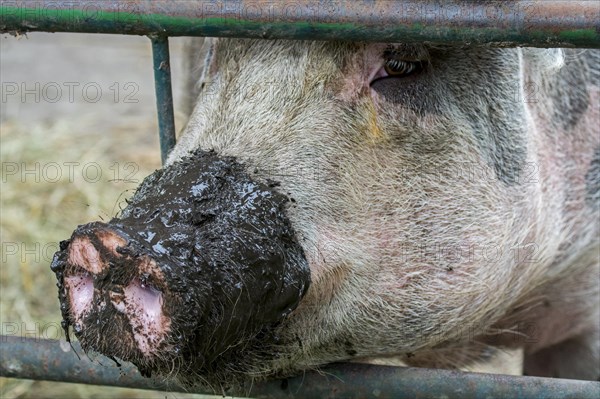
[50,149,311,382]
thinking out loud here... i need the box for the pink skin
[65,274,94,326]
[338,43,389,103]
[110,278,166,355]
[68,238,103,274]
[65,232,169,356]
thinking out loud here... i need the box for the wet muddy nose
[53,221,171,357]
[51,149,310,376]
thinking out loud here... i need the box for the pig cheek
[64,274,95,331]
[110,278,170,356]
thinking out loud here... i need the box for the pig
[51,38,600,390]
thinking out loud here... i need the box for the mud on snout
[50,149,310,382]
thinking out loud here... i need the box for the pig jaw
[51,149,310,383]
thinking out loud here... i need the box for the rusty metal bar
[150,35,176,164]
[1,1,599,48]
[1,336,599,399]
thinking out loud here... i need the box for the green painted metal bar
[1,337,599,399]
[1,1,599,48]
[150,35,176,164]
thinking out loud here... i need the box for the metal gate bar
[2,337,599,399]
[150,34,176,164]
[1,0,599,47]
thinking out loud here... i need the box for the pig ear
[521,48,565,75]
[181,37,212,118]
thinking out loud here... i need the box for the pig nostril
[138,273,160,292]
[126,278,163,317]
[109,276,168,355]
[65,273,94,325]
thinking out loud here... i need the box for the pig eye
[371,51,426,85]
[370,54,431,111]
[383,59,422,77]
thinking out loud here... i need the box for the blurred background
[0,32,222,398]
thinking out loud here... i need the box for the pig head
[52,39,600,387]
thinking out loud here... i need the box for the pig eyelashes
[371,57,426,85]
[383,59,423,77]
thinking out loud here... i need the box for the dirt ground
[0,32,232,399]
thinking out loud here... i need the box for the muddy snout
[51,222,174,360]
[51,150,310,376]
